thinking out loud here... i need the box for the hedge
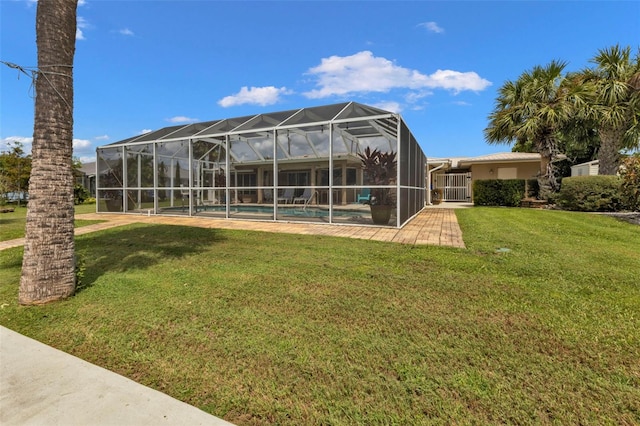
[473,179,526,207]
[556,176,623,212]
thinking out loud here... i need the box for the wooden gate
[435,172,472,202]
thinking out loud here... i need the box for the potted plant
[357,147,397,225]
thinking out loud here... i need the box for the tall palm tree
[484,60,591,198]
[19,0,79,305]
[581,45,640,175]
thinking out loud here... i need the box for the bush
[82,197,96,205]
[74,184,90,205]
[473,179,525,207]
[556,176,623,212]
[619,155,640,211]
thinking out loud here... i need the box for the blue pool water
[208,205,363,218]
[165,205,365,218]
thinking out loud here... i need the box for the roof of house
[458,152,541,166]
[570,159,599,168]
[79,162,96,176]
[428,152,542,169]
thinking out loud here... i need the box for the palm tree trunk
[597,127,624,175]
[19,0,78,305]
[536,135,559,200]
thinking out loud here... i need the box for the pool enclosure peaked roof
[104,102,399,149]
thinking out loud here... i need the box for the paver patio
[0,207,466,251]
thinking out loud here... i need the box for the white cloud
[2,136,95,161]
[165,116,199,124]
[372,101,402,113]
[119,28,134,36]
[73,138,91,149]
[428,69,491,93]
[303,51,491,98]
[72,139,96,162]
[78,155,95,163]
[78,0,87,6]
[94,135,110,141]
[405,91,432,104]
[218,86,291,107]
[76,16,89,41]
[419,21,444,34]
[1,136,33,153]
[138,129,152,135]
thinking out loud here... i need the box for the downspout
[427,162,447,205]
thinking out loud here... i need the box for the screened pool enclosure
[97,102,426,227]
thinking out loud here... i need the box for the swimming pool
[162,204,366,218]
[202,205,365,218]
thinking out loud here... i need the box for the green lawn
[0,207,638,424]
[0,203,101,241]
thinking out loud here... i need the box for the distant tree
[158,160,167,201]
[20,0,79,305]
[0,141,32,205]
[484,60,591,198]
[578,45,640,175]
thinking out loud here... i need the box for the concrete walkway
[0,326,234,426]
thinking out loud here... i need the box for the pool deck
[0,205,468,251]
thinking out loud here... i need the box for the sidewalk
[0,326,234,426]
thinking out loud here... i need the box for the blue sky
[1,1,638,163]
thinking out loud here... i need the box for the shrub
[83,197,96,205]
[556,176,623,211]
[74,184,90,205]
[619,155,640,211]
[473,179,525,207]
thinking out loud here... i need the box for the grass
[0,203,102,241]
[0,207,639,424]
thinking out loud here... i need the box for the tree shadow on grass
[0,217,22,225]
[75,223,225,293]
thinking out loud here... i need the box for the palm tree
[580,45,640,175]
[484,60,591,198]
[19,0,79,304]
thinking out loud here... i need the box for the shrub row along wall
[556,175,624,212]
[473,171,638,211]
[473,179,526,207]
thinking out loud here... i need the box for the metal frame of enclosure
[96,102,426,228]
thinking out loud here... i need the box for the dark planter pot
[370,205,393,225]
[105,199,122,212]
[432,188,444,204]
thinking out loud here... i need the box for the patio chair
[357,188,371,204]
[180,184,190,211]
[293,188,315,204]
[277,188,295,204]
[263,188,274,203]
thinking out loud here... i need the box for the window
[278,171,309,186]
[319,168,357,185]
[236,172,256,187]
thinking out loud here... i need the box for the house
[76,161,96,196]
[427,152,544,204]
[570,160,599,176]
